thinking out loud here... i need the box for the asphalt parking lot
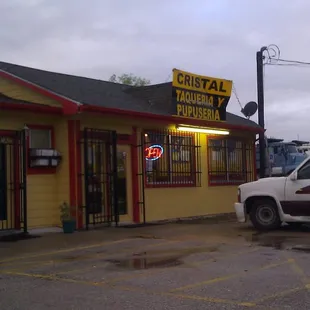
[1,220,310,309]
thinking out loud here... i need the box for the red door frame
[68,120,83,229]
[0,130,21,229]
[74,127,140,227]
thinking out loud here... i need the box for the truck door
[282,159,310,216]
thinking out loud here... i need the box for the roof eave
[0,70,80,115]
[79,104,263,133]
[0,101,63,115]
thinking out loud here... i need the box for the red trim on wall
[26,124,56,175]
[78,130,132,145]
[118,133,134,145]
[80,105,264,133]
[143,129,196,189]
[207,135,249,187]
[68,120,77,228]
[75,121,83,229]
[27,168,56,175]
[105,145,112,221]
[0,102,63,115]
[27,124,56,146]
[0,70,262,135]
[68,120,83,229]
[131,127,140,223]
[0,130,21,228]
[253,140,257,181]
[0,70,78,115]
[14,137,21,229]
[0,130,15,137]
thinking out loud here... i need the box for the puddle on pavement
[246,234,291,250]
[291,245,310,253]
[246,232,310,252]
[0,233,41,242]
[105,255,183,270]
[57,252,100,262]
[59,255,84,262]
[105,246,218,270]
[131,235,163,239]
[135,246,218,257]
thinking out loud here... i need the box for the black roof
[291,140,310,146]
[0,61,261,130]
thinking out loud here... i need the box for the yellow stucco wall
[0,105,255,229]
[79,114,255,223]
[142,131,247,221]
[80,115,133,135]
[0,111,69,228]
[0,148,15,229]
[0,77,62,107]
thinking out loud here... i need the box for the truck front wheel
[249,199,281,231]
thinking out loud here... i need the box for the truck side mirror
[290,171,298,181]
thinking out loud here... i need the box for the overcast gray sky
[1,0,310,141]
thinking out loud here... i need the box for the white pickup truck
[234,155,310,231]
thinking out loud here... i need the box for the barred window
[143,130,201,187]
[208,137,254,185]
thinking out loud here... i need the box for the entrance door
[116,145,133,223]
[283,159,310,216]
[0,143,7,221]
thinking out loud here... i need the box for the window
[29,128,52,149]
[27,125,56,175]
[143,129,201,187]
[208,137,253,185]
[286,144,298,154]
[297,161,310,180]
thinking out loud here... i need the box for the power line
[266,63,310,67]
[232,83,243,110]
[266,57,310,67]
[277,58,310,65]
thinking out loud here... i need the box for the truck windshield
[286,145,298,153]
[295,155,306,164]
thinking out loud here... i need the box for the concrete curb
[116,213,237,228]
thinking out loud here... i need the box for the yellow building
[0,62,263,232]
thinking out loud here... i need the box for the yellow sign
[172,68,232,121]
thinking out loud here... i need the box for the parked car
[234,155,310,231]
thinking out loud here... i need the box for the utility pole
[256,46,267,179]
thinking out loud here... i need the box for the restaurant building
[0,62,262,232]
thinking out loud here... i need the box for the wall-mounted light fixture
[176,125,229,135]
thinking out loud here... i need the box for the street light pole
[256,46,267,178]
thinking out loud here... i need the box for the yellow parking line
[3,270,104,286]
[0,237,179,269]
[0,234,256,267]
[53,240,180,276]
[289,259,310,291]
[164,292,256,307]
[94,246,258,285]
[9,244,260,283]
[170,259,291,292]
[54,245,260,282]
[191,247,260,267]
[1,239,181,275]
[252,286,305,304]
[3,270,256,307]
[0,239,132,264]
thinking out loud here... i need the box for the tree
[109,73,150,86]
